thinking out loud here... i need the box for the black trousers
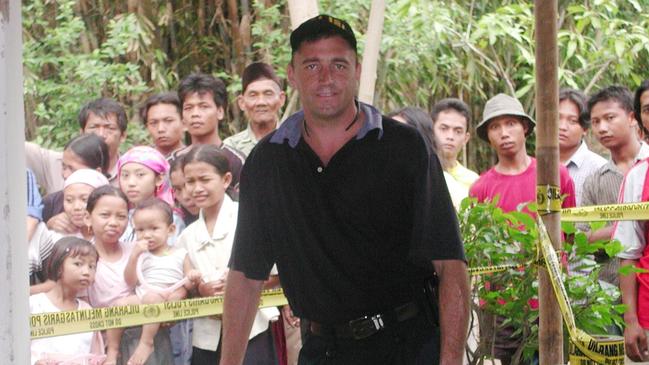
[191,327,278,365]
[298,312,440,365]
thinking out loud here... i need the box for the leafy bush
[459,198,624,364]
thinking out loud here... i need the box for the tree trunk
[535,1,564,364]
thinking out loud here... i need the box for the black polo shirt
[230,102,464,324]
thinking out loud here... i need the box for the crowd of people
[20,11,649,365]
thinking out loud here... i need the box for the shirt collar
[565,141,591,168]
[600,142,649,174]
[196,195,235,249]
[242,125,257,143]
[269,101,384,148]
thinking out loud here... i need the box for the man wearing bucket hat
[470,93,576,213]
[470,93,576,364]
[221,14,469,365]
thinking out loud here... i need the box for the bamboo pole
[0,1,30,363]
[535,1,563,364]
[358,0,385,105]
[286,0,319,30]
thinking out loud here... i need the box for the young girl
[85,185,132,309]
[85,186,176,365]
[169,156,199,226]
[29,169,109,293]
[30,236,105,365]
[117,145,184,244]
[43,133,110,227]
[105,198,201,365]
[177,144,279,365]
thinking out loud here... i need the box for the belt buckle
[349,314,384,340]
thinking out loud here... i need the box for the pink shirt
[88,241,134,308]
[469,157,576,212]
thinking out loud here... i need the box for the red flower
[528,298,539,310]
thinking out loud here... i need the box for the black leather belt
[309,301,420,340]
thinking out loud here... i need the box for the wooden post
[358,0,386,105]
[286,0,319,30]
[0,1,30,363]
[535,1,563,364]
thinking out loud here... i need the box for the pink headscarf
[117,146,174,207]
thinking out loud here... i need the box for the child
[29,169,109,293]
[43,133,110,229]
[85,186,176,365]
[30,237,105,365]
[169,156,199,226]
[105,198,201,365]
[117,145,184,244]
[177,144,279,365]
[85,185,132,309]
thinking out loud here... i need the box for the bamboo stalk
[286,0,319,30]
[358,0,385,105]
[535,1,563,364]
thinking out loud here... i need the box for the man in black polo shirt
[221,15,469,365]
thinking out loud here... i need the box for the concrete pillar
[0,0,30,363]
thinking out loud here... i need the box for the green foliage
[23,0,149,149]
[459,199,622,364]
[22,0,649,165]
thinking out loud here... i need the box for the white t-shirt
[135,248,187,298]
[30,293,94,364]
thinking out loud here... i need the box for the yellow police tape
[536,217,624,365]
[562,202,649,222]
[30,288,288,339]
[537,185,562,215]
[468,263,520,276]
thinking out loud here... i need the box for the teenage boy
[559,88,606,206]
[469,93,576,365]
[612,81,649,362]
[176,73,245,192]
[224,62,286,157]
[431,98,479,195]
[139,92,186,158]
[579,86,649,290]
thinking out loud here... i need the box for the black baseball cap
[290,14,357,54]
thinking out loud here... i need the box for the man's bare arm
[620,258,649,362]
[433,259,470,365]
[220,269,265,365]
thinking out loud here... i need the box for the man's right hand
[46,212,76,234]
[625,321,649,362]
